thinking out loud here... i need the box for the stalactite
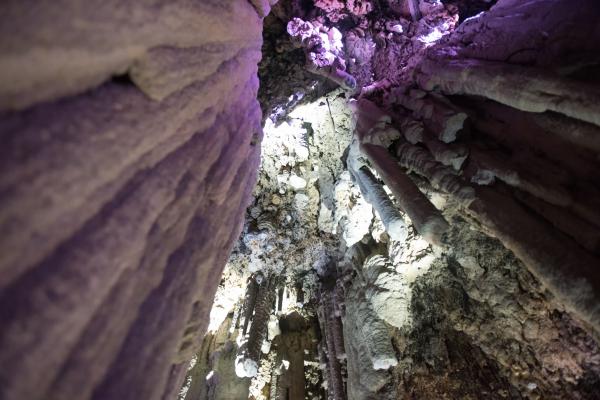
[464,186,600,332]
[182,333,214,400]
[418,58,600,127]
[269,366,279,400]
[332,282,347,357]
[343,276,397,390]
[310,65,357,90]
[422,133,469,171]
[462,98,594,181]
[531,112,600,152]
[392,90,468,143]
[324,291,346,361]
[401,118,425,144]
[318,291,345,400]
[360,142,449,245]
[352,98,394,145]
[235,276,274,378]
[407,0,422,21]
[242,275,260,336]
[229,300,242,335]
[349,164,408,242]
[469,148,573,208]
[318,343,332,400]
[360,79,392,98]
[394,140,475,206]
[358,304,397,370]
[324,315,345,400]
[247,277,274,363]
[390,109,468,170]
[460,99,600,228]
[515,191,600,255]
[389,100,600,330]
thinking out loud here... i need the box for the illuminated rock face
[0,2,264,400]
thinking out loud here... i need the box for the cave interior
[0,1,600,400]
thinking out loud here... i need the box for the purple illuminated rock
[0,2,264,400]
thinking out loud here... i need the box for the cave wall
[0,2,268,400]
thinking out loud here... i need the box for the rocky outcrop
[0,2,264,400]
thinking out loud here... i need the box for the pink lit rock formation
[0,2,264,400]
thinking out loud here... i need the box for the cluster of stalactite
[350,56,600,334]
[236,274,277,377]
[317,280,347,400]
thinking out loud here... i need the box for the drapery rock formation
[2,0,600,400]
[0,2,265,400]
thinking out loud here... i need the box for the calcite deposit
[1,0,600,400]
[194,1,600,399]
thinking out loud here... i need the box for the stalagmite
[349,165,408,242]
[418,58,600,127]
[360,143,449,245]
[395,140,475,206]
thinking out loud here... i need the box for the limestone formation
[242,276,261,336]
[3,1,600,400]
[418,58,600,127]
[349,165,408,242]
[394,140,475,206]
[361,143,449,245]
[392,90,468,143]
[0,2,263,400]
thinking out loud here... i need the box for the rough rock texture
[179,303,251,400]
[232,1,600,399]
[196,1,600,399]
[0,2,264,400]
[391,216,600,399]
[4,1,600,400]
